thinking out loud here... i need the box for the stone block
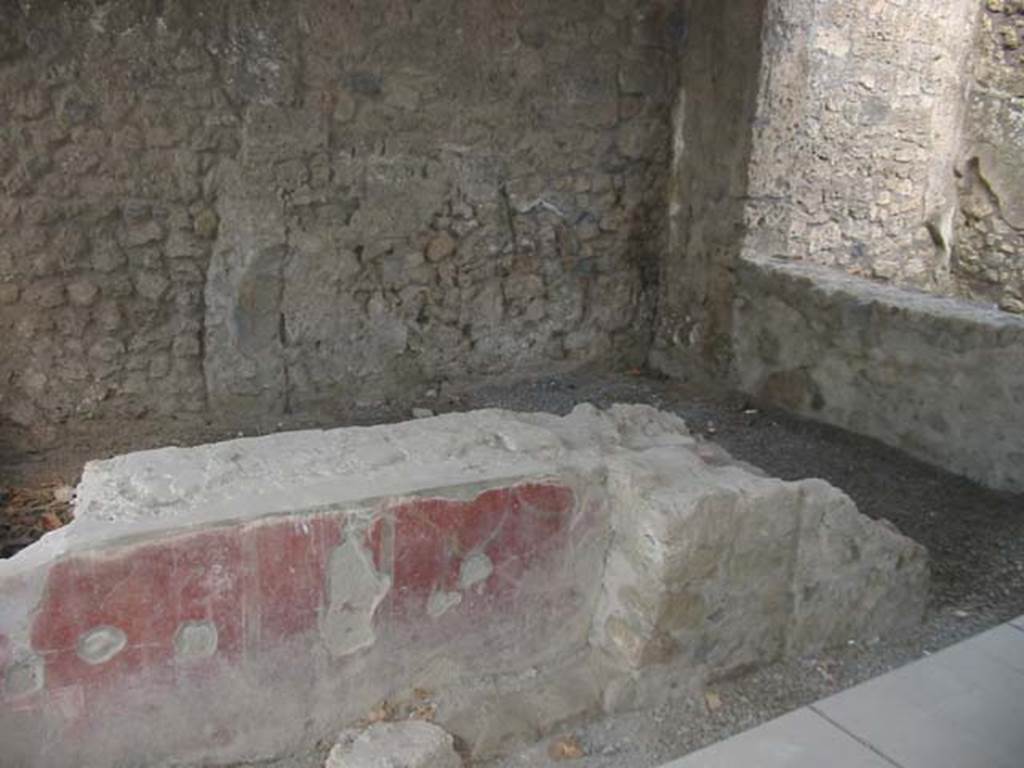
[0,407,612,766]
[733,257,1024,492]
[0,405,927,766]
[590,437,927,675]
[325,722,461,768]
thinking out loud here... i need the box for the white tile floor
[665,618,1024,768]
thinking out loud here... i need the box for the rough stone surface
[749,0,976,286]
[648,2,1024,492]
[653,0,1024,381]
[590,446,928,677]
[733,257,1024,493]
[325,722,461,768]
[0,0,676,437]
[654,0,983,378]
[0,405,927,767]
[650,0,766,376]
[955,1,1024,313]
[3,0,1024,500]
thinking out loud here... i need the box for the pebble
[53,485,74,504]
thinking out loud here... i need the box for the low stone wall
[733,257,1024,493]
[0,405,927,766]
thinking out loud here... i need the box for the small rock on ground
[325,721,462,768]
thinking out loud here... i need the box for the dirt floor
[2,370,1022,767]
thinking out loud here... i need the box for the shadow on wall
[650,0,769,381]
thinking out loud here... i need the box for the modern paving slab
[815,625,1024,768]
[665,620,1024,768]
[659,708,894,768]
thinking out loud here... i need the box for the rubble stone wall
[649,0,766,377]
[653,0,983,377]
[0,0,680,433]
[744,0,977,288]
[5,0,1024,497]
[955,1,1024,313]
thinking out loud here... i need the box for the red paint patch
[26,513,346,706]
[172,528,245,659]
[386,483,575,619]
[31,542,178,693]
[10,481,577,733]
[246,515,342,648]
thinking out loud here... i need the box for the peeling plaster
[320,535,391,657]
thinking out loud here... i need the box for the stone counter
[0,405,927,766]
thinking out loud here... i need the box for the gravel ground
[3,370,1022,768]
[471,374,1024,768]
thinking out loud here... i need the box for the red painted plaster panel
[11,481,576,729]
[246,514,342,647]
[386,483,576,619]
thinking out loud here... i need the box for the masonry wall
[741,0,1024,317]
[733,257,1024,493]
[649,0,766,377]
[955,1,1024,313]
[744,0,978,287]
[0,0,681,435]
[6,0,1024,481]
[652,0,982,378]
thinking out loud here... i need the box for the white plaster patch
[320,535,392,657]
[77,625,127,665]
[459,552,493,590]
[426,590,462,619]
[174,620,219,660]
[3,653,44,698]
